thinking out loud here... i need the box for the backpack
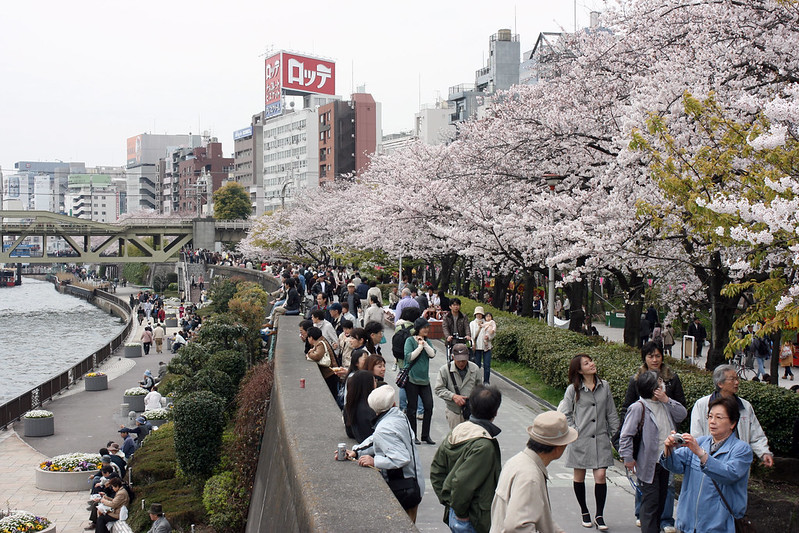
[392,323,414,362]
[753,336,770,358]
[122,482,135,503]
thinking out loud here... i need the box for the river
[0,278,126,404]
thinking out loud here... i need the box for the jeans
[473,349,492,384]
[405,382,433,440]
[448,507,477,533]
[399,387,424,414]
[756,357,767,379]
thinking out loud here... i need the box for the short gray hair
[401,288,411,297]
[713,364,737,387]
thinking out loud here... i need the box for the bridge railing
[0,282,133,430]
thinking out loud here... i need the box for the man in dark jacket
[430,385,502,533]
[442,298,470,345]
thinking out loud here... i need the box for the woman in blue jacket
[661,395,752,533]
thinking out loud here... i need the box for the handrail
[0,282,133,430]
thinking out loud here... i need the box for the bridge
[0,210,251,264]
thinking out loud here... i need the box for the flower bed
[84,372,108,391]
[36,453,101,492]
[142,408,171,426]
[23,411,54,437]
[124,387,148,412]
[39,452,102,472]
[124,343,142,358]
[0,511,53,533]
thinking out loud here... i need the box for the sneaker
[636,519,641,527]
[594,516,608,531]
[663,527,676,533]
[581,513,592,528]
[416,412,424,420]
[391,363,398,371]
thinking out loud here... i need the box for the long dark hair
[345,370,376,428]
[364,322,383,354]
[567,354,599,402]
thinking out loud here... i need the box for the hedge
[173,391,226,480]
[456,296,799,456]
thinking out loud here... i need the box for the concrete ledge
[35,468,97,492]
[246,316,417,533]
[210,265,280,293]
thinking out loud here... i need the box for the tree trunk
[568,258,587,332]
[438,254,457,293]
[703,251,739,371]
[492,272,511,311]
[769,331,782,384]
[609,268,645,348]
[521,271,534,317]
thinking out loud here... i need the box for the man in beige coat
[490,411,578,533]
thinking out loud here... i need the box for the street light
[542,173,565,327]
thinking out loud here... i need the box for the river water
[0,278,126,404]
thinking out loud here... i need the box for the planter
[165,318,178,327]
[1,511,56,533]
[35,467,98,492]
[124,345,142,358]
[124,394,146,412]
[24,416,54,437]
[84,374,108,391]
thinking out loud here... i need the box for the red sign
[264,53,283,118]
[281,52,335,96]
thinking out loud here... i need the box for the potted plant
[0,511,54,532]
[123,387,148,412]
[124,342,142,358]
[83,372,108,391]
[36,452,102,492]
[165,313,178,328]
[142,407,171,427]
[23,410,54,437]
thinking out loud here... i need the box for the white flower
[124,387,149,396]
[23,409,54,418]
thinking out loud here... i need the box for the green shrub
[122,263,150,285]
[156,373,184,398]
[176,368,235,407]
[126,477,206,532]
[459,295,799,456]
[173,391,226,480]
[168,282,178,291]
[129,422,177,485]
[207,350,248,389]
[167,343,211,376]
[203,471,243,533]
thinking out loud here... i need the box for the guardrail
[0,282,133,430]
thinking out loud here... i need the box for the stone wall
[209,265,280,293]
[245,315,418,533]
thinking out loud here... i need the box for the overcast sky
[0,0,606,172]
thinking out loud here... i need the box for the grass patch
[492,359,565,407]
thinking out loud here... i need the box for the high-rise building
[414,103,455,145]
[126,133,202,212]
[261,94,338,213]
[64,174,121,223]
[448,29,521,125]
[160,140,233,217]
[12,161,86,213]
[317,92,379,184]
[233,112,265,216]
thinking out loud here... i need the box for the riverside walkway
[0,285,177,532]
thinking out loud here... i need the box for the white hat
[474,306,485,317]
[367,385,396,414]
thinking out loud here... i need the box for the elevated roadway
[0,210,251,264]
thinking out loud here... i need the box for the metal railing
[0,282,133,430]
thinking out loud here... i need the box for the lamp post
[543,173,565,326]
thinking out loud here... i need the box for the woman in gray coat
[558,354,619,531]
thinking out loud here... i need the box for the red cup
[300,378,305,388]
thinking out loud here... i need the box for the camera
[672,434,685,446]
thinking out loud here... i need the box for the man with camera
[434,344,483,429]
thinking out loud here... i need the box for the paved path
[0,284,178,533]
[375,328,641,533]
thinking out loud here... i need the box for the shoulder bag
[448,370,471,420]
[711,477,756,533]
[632,400,646,460]
[396,341,424,388]
[385,415,423,510]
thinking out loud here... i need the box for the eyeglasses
[707,414,729,421]
[724,377,741,382]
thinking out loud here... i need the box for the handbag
[711,478,757,533]
[385,417,422,510]
[396,342,424,388]
[448,370,471,420]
